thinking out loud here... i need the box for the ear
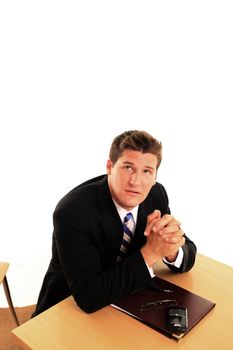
[106,159,113,175]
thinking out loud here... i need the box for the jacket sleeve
[53,207,153,313]
[163,234,197,273]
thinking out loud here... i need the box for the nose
[129,172,140,185]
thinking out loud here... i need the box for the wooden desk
[12,254,233,350]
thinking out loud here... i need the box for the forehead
[117,149,158,169]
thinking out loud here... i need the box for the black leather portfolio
[111,276,216,340]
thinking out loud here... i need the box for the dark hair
[109,130,162,168]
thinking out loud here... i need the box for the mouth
[125,189,140,196]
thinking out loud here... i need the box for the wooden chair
[0,262,20,326]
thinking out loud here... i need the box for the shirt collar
[112,198,138,224]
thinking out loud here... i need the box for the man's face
[107,149,158,211]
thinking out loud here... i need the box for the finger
[144,218,159,236]
[155,215,181,232]
[153,214,174,231]
[144,210,161,236]
[160,225,183,236]
[164,231,184,244]
[153,210,161,220]
[172,236,185,248]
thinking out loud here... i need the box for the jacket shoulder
[55,174,107,210]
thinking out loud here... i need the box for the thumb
[144,210,161,236]
[153,209,161,220]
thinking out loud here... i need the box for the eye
[144,169,151,175]
[125,165,133,171]
[122,165,133,172]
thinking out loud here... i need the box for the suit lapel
[129,204,147,252]
[98,177,123,254]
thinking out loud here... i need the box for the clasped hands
[141,210,185,267]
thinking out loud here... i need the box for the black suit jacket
[33,175,196,316]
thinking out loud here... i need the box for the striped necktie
[116,212,135,262]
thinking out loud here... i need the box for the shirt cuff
[162,247,184,268]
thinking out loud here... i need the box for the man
[32,130,196,316]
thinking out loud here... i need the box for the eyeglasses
[140,299,177,311]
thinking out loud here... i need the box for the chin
[124,200,140,210]
[119,195,143,210]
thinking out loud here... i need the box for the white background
[1,1,232,306]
